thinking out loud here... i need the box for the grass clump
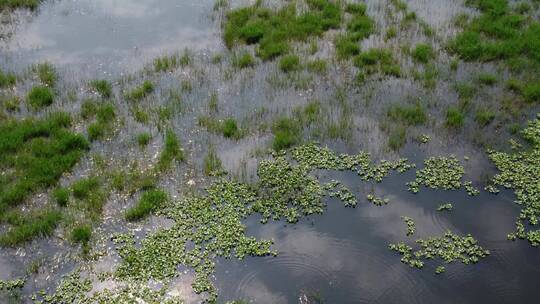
[353,48,400,77]
[233,52,255,68]
[27,86,54,109]
[0,113,89,213]
[52,187,70,207]
[388,126,407,151]
[89,79,112,98]
[136,132,151,147]
[222,118,240,138]
[522,82,540,103]
[306,59,327,74]
[474,108,495,126]
[272,117,301,151]
[157,130,184,171]
[0,69,16,88]
[411,43,435,63]
[477,73,497,85]
[71,225,91,246]
[387,103,427,125]
[86,103,116,141]
[198,116,243,139]
[125,81,154,102]
[279,54,301,73]
[35,62,57,87]
[125,189,168,221]
[445,106,465,128]
[204,146,224,176]
[0,210,62,247]
[153,54,179,72]
[72,177,100,200]
[224,1,342,60]
[0,0,41,10]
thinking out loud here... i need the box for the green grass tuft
[279,55,301,72]
[0,209,62,247]
[411,43,435,63]
[157,130,184,171]
[445,106,465,128]
[387,103,427,125]
[89,79,112,99]
[27,86,54,109]
[272,117,301,151]
[125,189,168,221]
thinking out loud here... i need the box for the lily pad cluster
[291,143,415,182]
[407,156,465,193]
[437,203,453,212]
[37,271,183,304]
[389,231,490,272]
[401,216,415,236]
[488,113,540,246]
[324,180,357,207]
[0,278,25,291]
[367,193,389,206]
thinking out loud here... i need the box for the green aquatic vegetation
[522,82,540,103]
[71,224,91,246]
[475,108,495,126]
[35,62,58,87]
[223,1,342,60]
[52,187,70,207]
[476,73,497,85]
[419,134,431,143]
[204,146,224,176]
[445,106,464,128]
[27,86,54,109]
[367,193,389,206]
[80,99,98,119]
[279,54,301,73]
[463,181,480,196]
[233,51,255,69]
[353,48,400,77]
[0,0,41,10]
[157,129,184,171]
[222,118,240,138]
[0,209,62,247]
[437,203,453,211]
[387,126,406,151]
[0,113,89,213]
[254,156,326,223]
[401,216,415,236]
[114,180,275,301]
[136,132,151,147]
[153,54,179,72]
[435,265,446,274]
[488,113,540,246]
[306,59,328,74]
[198,116,242,139]
[324,180,357,207]
[0,278,25,291]
[86,103,116,141]
[272,116,301,151]
[449,0,540,69]
[387,103,427,125]
[39,271,184,304]
[389,231,490,272]
[89,79,112,98]
[407,156,464,193]
[125,81,154,102]
[411,43,435,63]
[125,189,168,221]
[0,69,16,87]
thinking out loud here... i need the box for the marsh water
[1,0,540,303]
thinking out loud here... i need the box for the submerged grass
[156,130,184,172]
[125,189,168,221]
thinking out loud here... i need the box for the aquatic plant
[389,231,490,272]
[232,52,255,69]
[0,209,62,247]
[387,103,427,126]
[223,0,343,60]
[0,278,25,291]
[279,54,301,73]
[125,189,168,221]
[488,113,540,246]
[124,81,154,102]
[156,129,184,171]
[407,156,464,193]
[353,48,400,77]
[306,59,328,74]
[324,180,357,207]
[136,132,151,147]
[401,216,415,236]
[367,193,389,206]
[89,79,112,99]
[445,106,464,128]
[272,117,301,151]
[0,0,41,10]
[411,43,435,63]
[204,146,224,176]
[52,187,70,207]
[437,203,453,211]
[0,68,16,88]
[474,108,495,126]
[35,62,58,87]
[0,112,88,213]
[27,86,54,109]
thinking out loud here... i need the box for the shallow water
[1,0,540,303]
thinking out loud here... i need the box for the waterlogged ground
[1,0,540,303]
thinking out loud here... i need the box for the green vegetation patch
[89,79,112,99]
[353,48,401,78]
[0,209,62,247]
[125,81,154,102]
[387,103,427,125]
[27,86,54,109]
[224,0,343,60]
[156,129,184,171]
[0,0,41,10]
[0,113,89,213]
[401,216,415,236]
[411,43,435,63]
[0,69,16,88]
[125,189,168,221]
[389,231,490,272]
[488,113,540,246]
[407,156,465,193]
